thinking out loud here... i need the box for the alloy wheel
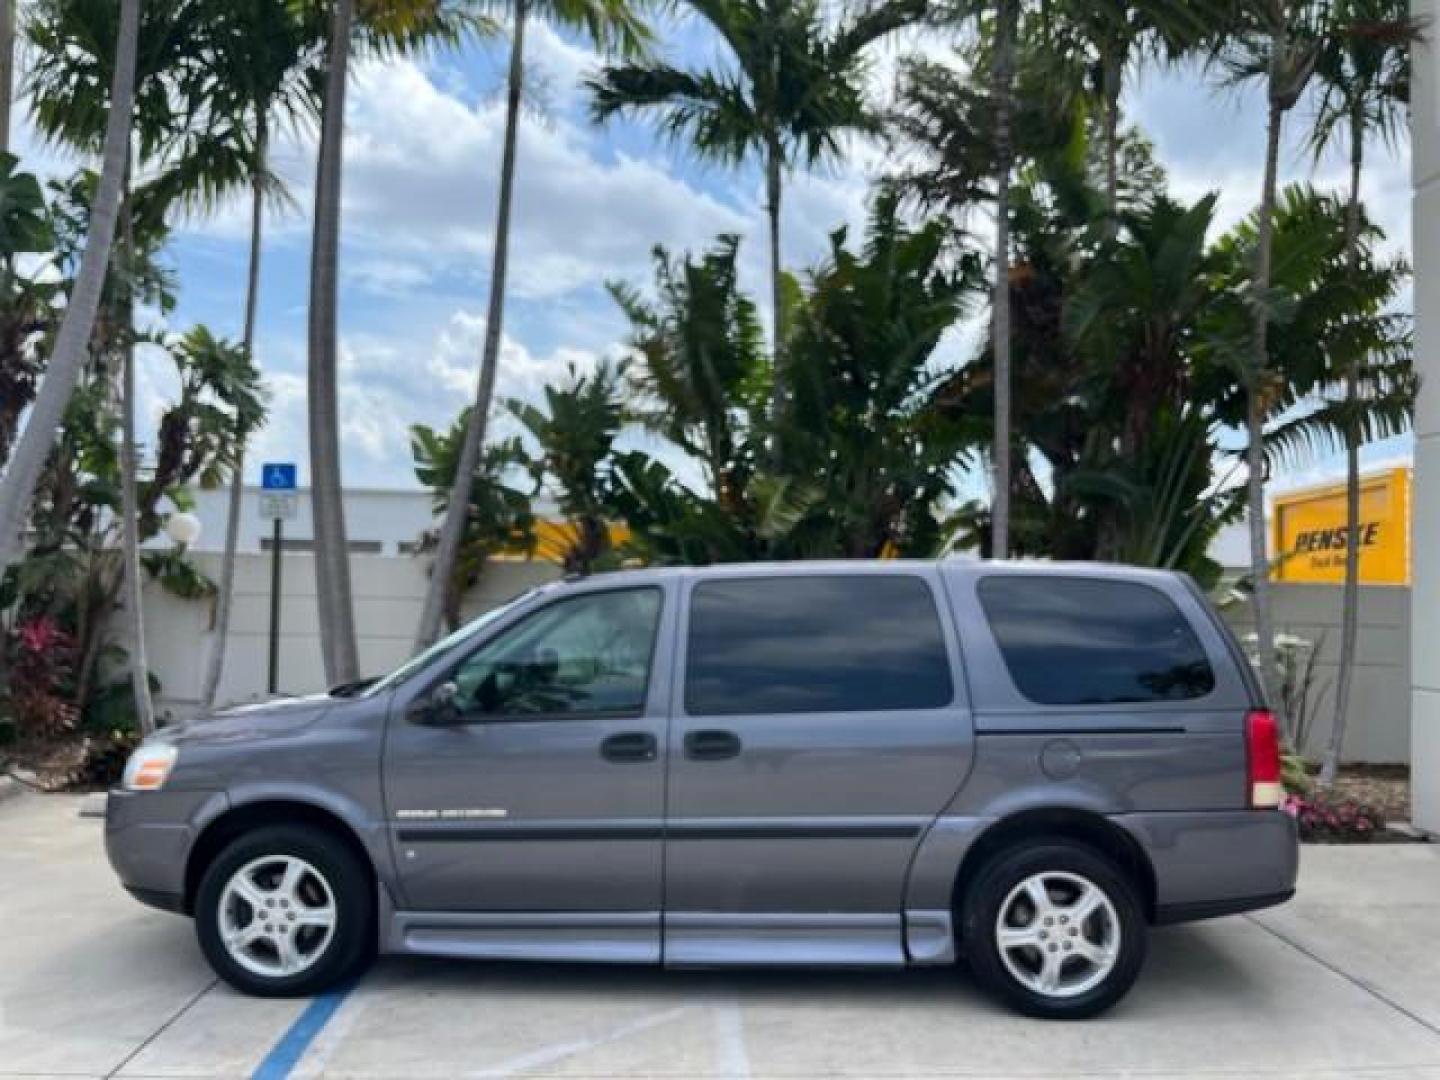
[217,855,337,979]
[994,870,1120,999]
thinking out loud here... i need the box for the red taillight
[1246,708,1283,809]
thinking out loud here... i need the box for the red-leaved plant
[6,616,79,740]
[1282,791,1387,843]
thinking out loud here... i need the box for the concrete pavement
[3,792,1440,1079]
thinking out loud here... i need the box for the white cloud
[238,309,609,488]
[343,257,435,294]
[332,58,753,300]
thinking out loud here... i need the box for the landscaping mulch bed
[1328,763,1410,825]
[2,733,136,792]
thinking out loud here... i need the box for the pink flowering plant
[1282,791,1386,843]
[3,615,79,740]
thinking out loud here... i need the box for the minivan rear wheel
[960,839,1146,1019]
[196,825,374,997]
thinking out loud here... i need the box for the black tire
[959,838,1147,1019]
[195,824,375,997]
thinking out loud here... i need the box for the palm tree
[117,206,155,732]
[1210,0,1326,715]
[1307,0,1417,780]
[307,0,361,685]
[181,0,320,709]
[1044,1,1224,230]
[413,0,648,648]
[0,0,139,591]
[0,0,14,152]
[195,1,473,692]
[989,0,1017,558]
[21,0,218,730]
[588,0,920,438]
[898,1,1031,557]
[1249,188,1412,752]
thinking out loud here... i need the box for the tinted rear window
[686,576,953,715]
[977,576,1215,705]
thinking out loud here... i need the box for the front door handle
[600,732,657,763]
[684,729,742,761]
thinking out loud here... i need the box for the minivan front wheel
[196,825,374,996]
[961,840,1146,1019]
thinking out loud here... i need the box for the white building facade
[185,485,438,556]
[1411,0,1439,833]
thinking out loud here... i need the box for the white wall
[179,485,562,557]
[1411,0,1440,830]
[141,553,561,719]
[1223,585,1411,764]
[184,486,436,556]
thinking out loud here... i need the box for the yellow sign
[531,520,630,564]
[1271,468,1410,585]
[493,520,632,563]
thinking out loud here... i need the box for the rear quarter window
[977,576,1215,706]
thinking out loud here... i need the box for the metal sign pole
[258,462,298,695]
[268,516,282,694]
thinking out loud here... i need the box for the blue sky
[15,15,1417,495]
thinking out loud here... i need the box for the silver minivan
[106,560,1298,1018]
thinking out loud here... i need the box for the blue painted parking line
[251,980,357,1080]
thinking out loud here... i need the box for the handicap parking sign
[261,463,297,491]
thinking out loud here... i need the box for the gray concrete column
[1412,0,1440,832]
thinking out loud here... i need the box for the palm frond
[589,63,759,164]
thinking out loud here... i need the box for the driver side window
[450,587,662,720]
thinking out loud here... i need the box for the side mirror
[410,680,462,726]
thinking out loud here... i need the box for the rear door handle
[684,729,742,761]
[600,732,657,763]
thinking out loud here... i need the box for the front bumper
[105,788,227,915]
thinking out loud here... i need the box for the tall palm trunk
[765,138,784,436]
[990,0,1016,559]
[201,128,267,711]
[1319,100,1367,785]
[118,180,155,734]
[0,0,139,577]
[1101,56,1122,237]
[308,0,359,684]
[0,0,13,153]
[1100,50,1123,240]
[415,0,528,649]
[1245,96,1285,716]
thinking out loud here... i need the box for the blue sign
[261,463,297,491]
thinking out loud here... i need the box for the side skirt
[378,887,955,969]
[384,906,660,964]
[664,913,906,968]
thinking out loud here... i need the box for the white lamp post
[165,511,202,548]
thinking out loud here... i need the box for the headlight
[122,743,178,791]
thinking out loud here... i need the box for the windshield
[362,589,538,697]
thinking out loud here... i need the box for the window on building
[260,538,382,554]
